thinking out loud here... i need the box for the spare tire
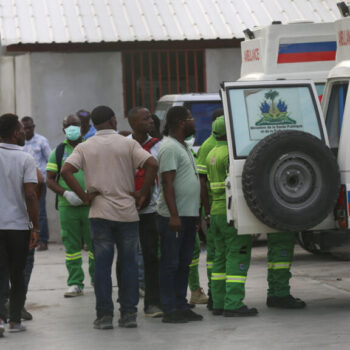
[242,130,340,232]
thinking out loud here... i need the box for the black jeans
[139,213,161,310]
[0,230,30,323]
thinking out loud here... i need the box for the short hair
[91,106,115,125]
[21,116,34,124]
[0,114,20,139]
[163,106,189,134]
[127,106,145,119]
[212,108,224,122]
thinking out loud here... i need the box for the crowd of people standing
[0,104,305,337]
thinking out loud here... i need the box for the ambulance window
[185,101,223,146]
[325,82,348,151]
[315,83,325,102]
[227,85,323,158]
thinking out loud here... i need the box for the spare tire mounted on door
[242,130,340,232]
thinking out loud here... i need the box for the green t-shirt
[196,134,217,175]
[157,136,200,217]
[46,139,86,207]
[205,141,228,215]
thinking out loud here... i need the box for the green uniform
[46,140,94,288]
[195,134,217,293]
[205,141,252,310]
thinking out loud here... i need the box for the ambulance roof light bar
[243,29,254,40]
[337,2,350,17]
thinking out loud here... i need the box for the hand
[130,190,150,210]
[63,191,84,206]
[29,230,39,250]
[83,192,99,206]
[205,214,210,227]
[169,215,182,232]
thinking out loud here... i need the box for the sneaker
[93,315,113,330]
[0,319,5,337]
[145,305,163,318]
[162,311,188,324]
[212,309,224,316]
[118,313,137,328]
[139,287,145,298]
[223,305,258,317]
[181,309,203,321]
[267,295,306,309]
[64,285,83,298]
[21,307,33,321]
[8,322,26,333]
[190,287,209,304]
[36,242,48,251]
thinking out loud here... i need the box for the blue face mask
[65,125,81,141]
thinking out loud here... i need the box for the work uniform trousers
[59,206,94,288]
[267,232,295,297]
[211,215,252,310]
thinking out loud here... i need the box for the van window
[325,82,349,151]
[185,101,223,145]
[315,83,325,101]
[226,84,323,158]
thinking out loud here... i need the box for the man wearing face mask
[46,115,94,298]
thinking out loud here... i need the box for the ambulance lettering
[338,30,350,46]
[244,48,260,62]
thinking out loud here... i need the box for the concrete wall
[205,48,242,92]
[15,51,125,242]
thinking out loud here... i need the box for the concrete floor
[2,242,350,350]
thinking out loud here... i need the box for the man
[0,114,39,336]
[22,116,51,251]
[46,115,94,298]
[127,106,162,317]
[77,109,96,139]
[205,116,257,317]
[61,105,158,330]
[157,106,203,323]
[195,108,223,309]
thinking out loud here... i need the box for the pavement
[2,242,350,350]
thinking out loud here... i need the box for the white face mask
[185,136,195,148]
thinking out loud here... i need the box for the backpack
[54,142,66,210]
[134,137,159,192]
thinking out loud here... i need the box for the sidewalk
[2,243,350,350]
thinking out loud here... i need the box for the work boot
[181,309,203,321]
[223,305,258,317]
[93,315,113,330]
[118,313,137,328]
[21,307,33,321]
[162,311,188,324]
[267,295,306,309]
[190,287,209,304]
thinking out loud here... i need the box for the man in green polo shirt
[46,115,94,298]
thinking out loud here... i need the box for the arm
[24,182,40,249]
[134,156,158,209]
[46,170,65,196]
[200,174,210,224]
[162,170,181,232]
[36,168,44,199]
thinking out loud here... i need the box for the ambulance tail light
[335,185,348,228]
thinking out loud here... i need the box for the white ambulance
[224,5,350,258]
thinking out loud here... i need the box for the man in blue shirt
[22,116,51,251]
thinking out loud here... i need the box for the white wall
[205,48,242,92]
[15,51,125,242]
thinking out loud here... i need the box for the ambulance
[223,3,350,258]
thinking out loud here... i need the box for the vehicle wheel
[242,131,340,232]
[296,232,322,254]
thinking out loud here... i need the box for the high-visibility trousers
[211,215,252,310]
[267,232,295,297]
[59,206,94,288]
[188,233,201,291]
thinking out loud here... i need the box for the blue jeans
[39,185,50,243]
[89,218,139,318]
[157,215,197,314]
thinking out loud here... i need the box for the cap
[212,115,226,139]
[77,109,90,118]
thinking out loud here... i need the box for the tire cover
[242,130,340,232]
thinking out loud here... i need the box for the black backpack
[54,143,66,210]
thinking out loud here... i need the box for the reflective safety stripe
[197,164,207,174]
[226,275,246,284]
[46,162,58,172]
[206,261,213,269]
[210,182,226,190]
[211,272,226,280]
[88,251,94,260]
[189,258,199,267]
[65,252,82,261]
[268,262,291,270]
